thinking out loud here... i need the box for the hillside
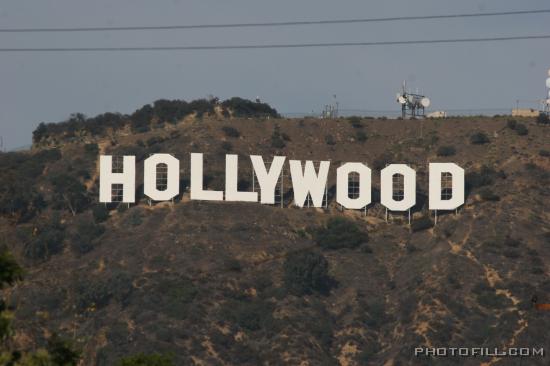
[1,112,550,365]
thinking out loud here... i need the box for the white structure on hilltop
[396,81,431,119]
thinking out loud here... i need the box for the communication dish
[421,97,431,108]
[546,77,550,88]
[398,96,407,104]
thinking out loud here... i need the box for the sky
[1,0,549,150]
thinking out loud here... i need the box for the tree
[0,150,59,222]
[0,250,24,290]
[0,250,24,344]
[32,122,49,143]
[46,335,81,365]
[283,250,330,295]
[0,250,80,364]
[221,97,279,118]
[50,173,89,215]
[22,214,65,261]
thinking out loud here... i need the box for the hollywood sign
[99,153,464,211]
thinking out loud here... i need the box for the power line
[0,9,549,33]
[0,34,548,52]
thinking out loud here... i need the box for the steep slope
[2,115,549,365]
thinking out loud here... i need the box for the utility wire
[0,34,548,52]
[0,9,549,33]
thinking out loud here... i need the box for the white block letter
[289,160,330,207]
[381,164,416,211]
[429,163,464,210]
[190,153,224,201]
[144,154,180,201]
[336,163,372,209]
[251,155,286,204]
[225,154,258,202]
[99,155,135,203]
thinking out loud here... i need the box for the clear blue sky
[1,0,549,150]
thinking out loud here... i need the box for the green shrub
[503,249,520,259]
[506,119,517,129]
[222,299,274,331]
[74,279,113,311]
[146,136,165,147]
[116,353,175,366]
[536,113,549,124]
[347,116,363,128]
[363,300,389,329]
[221,141,233,152]
[152,277,198,319]
[313,217,367,250]
[22,214,65,260]
[70,218,105,254]
[514,123,528,136]
[465,166,500,194]
[124,209,143,227]
[324,135,336,145]
[0,250,24,288]
[357,341,380,364]
[478,188,500,201]
[411,216,433,232]
[117,204,128,213]
[504,237,521,247]
[356,131,367,142]
[46,334,81,365]
[92,205,109,223]
[84,143,99,156]
[221,126,240,138]
[472,282,509,309]
[539,149,550,157]
[224,258,242,272]
[470,132,490,144]
[283,250,330,295]
[271,126,286,149]
[372,153,392,170]
[436,146,456,157]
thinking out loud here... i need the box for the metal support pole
[280,171,284,208]
[325,184,328,209]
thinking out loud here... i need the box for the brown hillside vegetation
[1,114,550,365]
